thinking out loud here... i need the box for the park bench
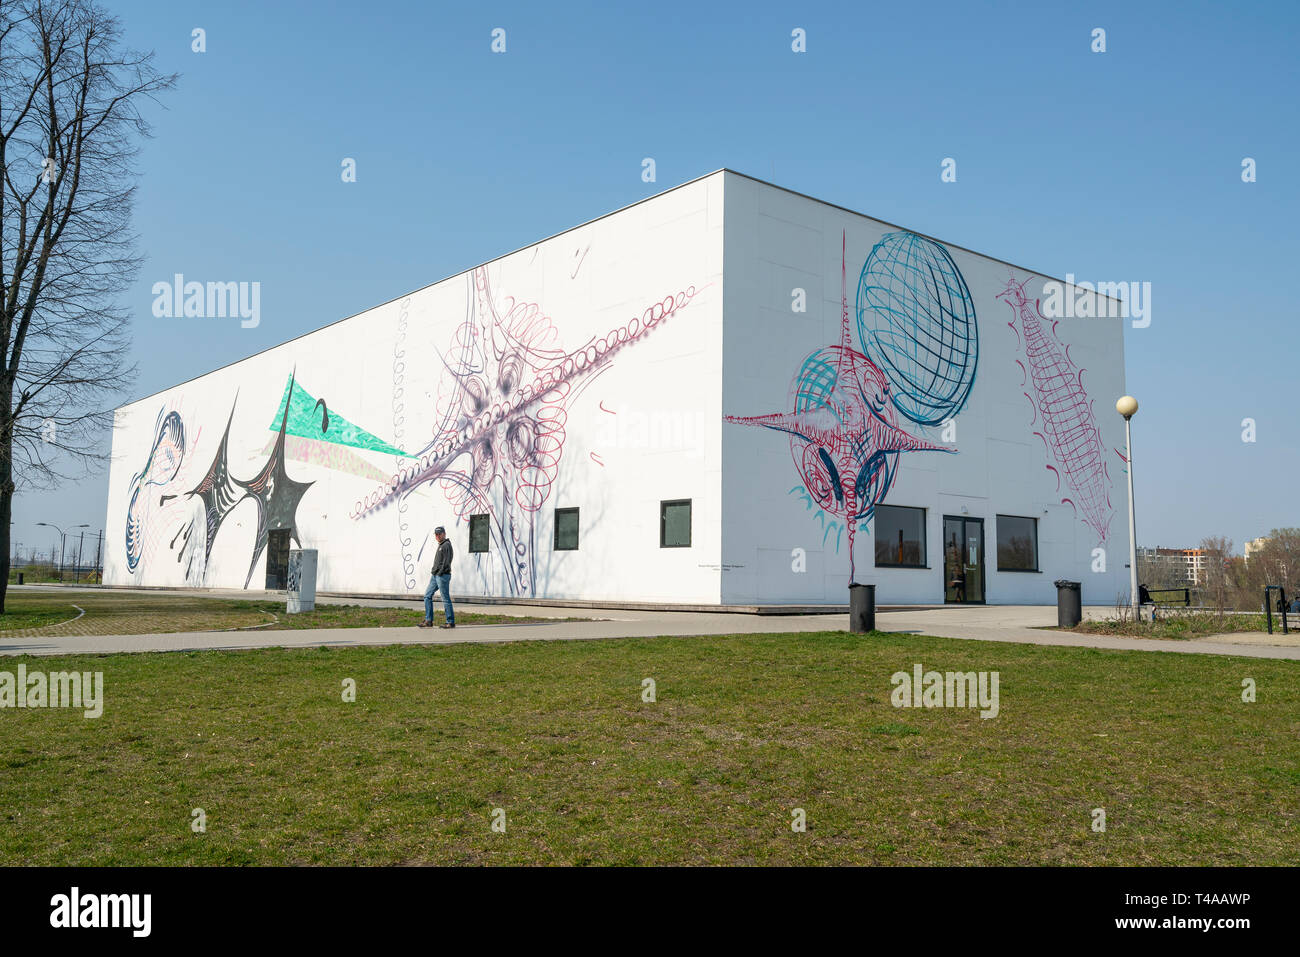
[1137,585,1190,621]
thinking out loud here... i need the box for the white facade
[105,171,1130,606]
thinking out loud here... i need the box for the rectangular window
[996,515,1039,571]
[660,499,691,548]
[874,505,926,567]
[554,507,580,551]
[468,514,490,554]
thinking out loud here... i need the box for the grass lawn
[1069,612,1272,640]
[8,570,100,585]
[0,605,81,631]
[0,590,558,638]
[1,631,1296,865]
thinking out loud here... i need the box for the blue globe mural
[856,231,979,426]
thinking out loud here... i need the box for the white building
[104,171,1131,606]
[1244,537,1270,562]
[1137,546,1206,586]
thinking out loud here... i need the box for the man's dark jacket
[432,539,453,577]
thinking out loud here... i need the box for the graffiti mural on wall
[261,374,410,483]
[725,232,974,583]
[124,408,187,573]
[125,371,408,585]
[997,276,1114,544]
[161,373,315,586]
[123,260,698,594]
[353,265,701,596]
[857,232,979,426]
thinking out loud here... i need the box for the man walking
[420,526,455,629]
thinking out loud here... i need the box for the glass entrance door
[265,528,291,590]
[943,516,985,604]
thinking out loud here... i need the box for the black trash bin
[16,572,23,585]
[849,583,876,633]
[1054,580,1081,628]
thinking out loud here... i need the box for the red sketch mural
[354,265,700,595]
[998,276,1113,544]
[725,235,954,583]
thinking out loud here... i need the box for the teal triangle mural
[269,375,410,458]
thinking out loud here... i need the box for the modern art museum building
[105,170,1131,607]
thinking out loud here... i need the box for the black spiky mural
[163,372,313,586]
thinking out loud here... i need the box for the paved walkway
[875,605,1300,660]
[3,587,1298,660]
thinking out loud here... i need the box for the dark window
[660,499,691,548]
[996,515,1039,571]
[554,508,580,551]
[468,514,490,553]
[874,505,926,567]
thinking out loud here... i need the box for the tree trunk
[0,393,12,615]
[0,486,10,614]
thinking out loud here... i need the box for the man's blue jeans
[424,573,453,624]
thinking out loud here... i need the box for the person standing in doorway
[419,526,455,629]
[946,535,966,603]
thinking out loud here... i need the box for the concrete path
[3,587,1299,660]
[874,605,1300,660]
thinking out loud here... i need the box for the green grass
[0,591,561,638]
[1070,612,1271,640]
[8,565,99,585]
[0,606,79,630]
[210,599,559,630]
[1,630,1296,865]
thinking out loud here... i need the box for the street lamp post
[36,522,89,583]
[1116,396,1140,618]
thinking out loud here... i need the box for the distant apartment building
[1137,546,1208,586]
[1244,537,1271,563]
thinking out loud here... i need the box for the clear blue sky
[13,0,1299,564]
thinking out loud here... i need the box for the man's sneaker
[440,622,455,629]
[417,621,433,628]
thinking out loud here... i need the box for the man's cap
[434,526,446,534]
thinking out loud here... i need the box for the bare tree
[1236,527,1300,611]
[1197,535,1234,618]
[0,0,173,610]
